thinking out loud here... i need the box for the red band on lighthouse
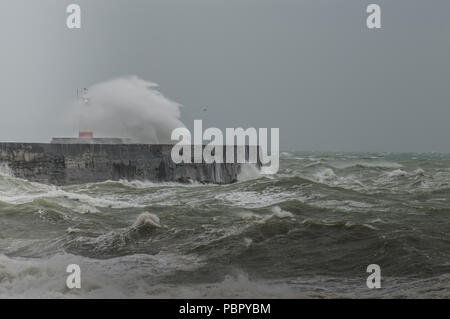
[79,131,94,139]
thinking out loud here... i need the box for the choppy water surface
[0,152,449,298]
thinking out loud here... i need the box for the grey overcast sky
[1,0,449,152]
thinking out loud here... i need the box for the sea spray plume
[67,76,186,144]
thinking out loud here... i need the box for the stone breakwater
[0,143,259,185]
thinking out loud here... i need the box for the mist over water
[67,76,186,144]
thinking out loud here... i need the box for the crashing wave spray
[67,76,186,144]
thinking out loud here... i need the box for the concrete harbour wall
[0,143,259,185]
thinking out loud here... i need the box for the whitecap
[237,164,261,182]
[386,169,408,178]
[270,206,294,219]
[314,168,337,183]
[132,212,162,229]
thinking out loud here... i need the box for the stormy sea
[0,152,449,298]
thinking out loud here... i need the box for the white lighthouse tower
[78,88,94,139]
[51,88,131,144]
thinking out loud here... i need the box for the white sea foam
[132,212,162,229]
[314,168,337,183]
[66,76,186,144]
[0,163,13,177]
[66,227,83,234]
[328,160,403,169]
[172,272,297,298]
[236,206,294,223]
[215,190,300,208]
[0,255,281,298]
[386,169,408,178]
[270,206,294,219]
[0,184,145,209]
[362,224,378,230]
[309,199,374,213]
[114,179,206,189]
[237,164,261,182]
[0,253,205,298]
[243,237,253,248]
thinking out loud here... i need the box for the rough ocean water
[0,152,449,298]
